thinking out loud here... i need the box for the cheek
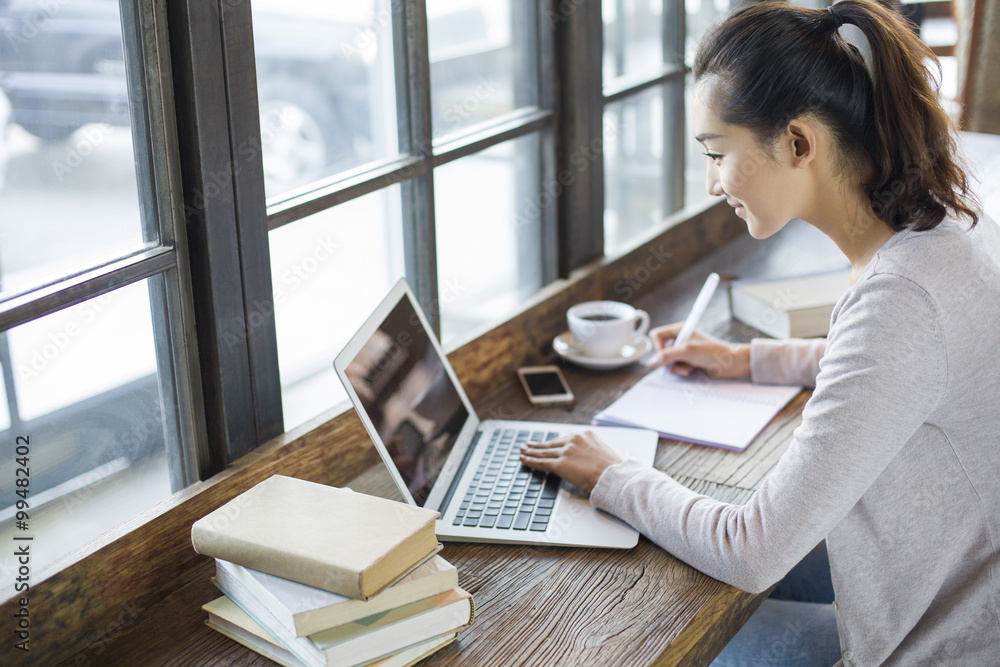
[723,156,781,209]
[719,163,750,199]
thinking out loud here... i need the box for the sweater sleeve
[750,338,827,388]
[590,273,946,593]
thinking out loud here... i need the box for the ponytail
[694,0,979,231]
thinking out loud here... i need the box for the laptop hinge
[437,429,482,515]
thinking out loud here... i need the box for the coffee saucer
[552,331,654,370]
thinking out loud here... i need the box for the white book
[728,269,851,339]
[215,580,474,667]
[205,597,305,667]
[593,369,801,452]
[203,595,458,667]
[216,554,458,637]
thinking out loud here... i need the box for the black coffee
[580,314,621,321]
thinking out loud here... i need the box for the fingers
[650,322,684,349]
[520,431,622,491]
[521,434,570,450]
[519,445,560,473]
[646,344,691,369]
[519,454,554,473]
[520,443,562,458]
[519,432,581,460]
[670,361,694,376]
[520,437,566,469]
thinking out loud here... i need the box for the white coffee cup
[567,301,650,358]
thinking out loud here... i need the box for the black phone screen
[523,371,569,396]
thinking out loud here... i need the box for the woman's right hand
[647,322,751,380]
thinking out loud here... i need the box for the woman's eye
[702,151,723,163]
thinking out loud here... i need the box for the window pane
[270,186,405,430]
[604,85,668,255]
[428,0,534,140]
[0,279,175,585]
[252,1,401,199]
[0,1,151,298]
[603,0,665,86]
[685,0,730,66]
[435,133,545,346]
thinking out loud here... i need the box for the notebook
[333,279,659,549]
[593,368,801,452]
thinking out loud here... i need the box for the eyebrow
[695,133,724,144]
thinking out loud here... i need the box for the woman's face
[692,81,805,239]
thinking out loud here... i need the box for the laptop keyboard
[452,429,562,532]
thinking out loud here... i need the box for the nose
[706,162,724,197]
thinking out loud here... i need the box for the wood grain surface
[2,211,850,666]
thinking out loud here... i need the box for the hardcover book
[728,269,851,339]
[215,554,458,637]
[191,475,440,600]
[213,584,474,667]
[203,595,459,667]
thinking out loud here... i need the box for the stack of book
[191,475,474,667]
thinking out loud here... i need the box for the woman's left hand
[519,431,624,493]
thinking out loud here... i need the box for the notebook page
[593,369,801,451]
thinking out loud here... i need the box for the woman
[521,1,1000,664]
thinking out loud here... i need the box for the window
[0,0,202,577]
[268,186,406,428]
[252,0,554,429]
[0,0,724,589]
[602,0,686,254]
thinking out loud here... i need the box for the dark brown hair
[694,0,979,231]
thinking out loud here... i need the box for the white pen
[647,272,721,368]
[672,272,720,349]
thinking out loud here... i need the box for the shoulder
[824,256,947,399]
[842,217,1000,319]
[829,243,946,360]
[829,215,1000,355]
[869,216,999,288]
[831,269,940,345]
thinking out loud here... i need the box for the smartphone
[517,365,574,405]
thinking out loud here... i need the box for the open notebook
[592,369,801,452]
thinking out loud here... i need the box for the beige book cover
[192,475,440,600]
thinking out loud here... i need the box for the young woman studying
[521,1,999,664]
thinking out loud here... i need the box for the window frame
[0,0,207,491]
[600,0,689,253]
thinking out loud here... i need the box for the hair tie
[827,6,845,29]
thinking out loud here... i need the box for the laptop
[333,279,659,549]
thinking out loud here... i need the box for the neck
[805,182,896,284]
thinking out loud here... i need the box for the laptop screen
[341,293,468,506]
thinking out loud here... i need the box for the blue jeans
[710,541,842,667]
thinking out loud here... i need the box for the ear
[784,118,819,169]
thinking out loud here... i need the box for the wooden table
[136,219,843,667]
